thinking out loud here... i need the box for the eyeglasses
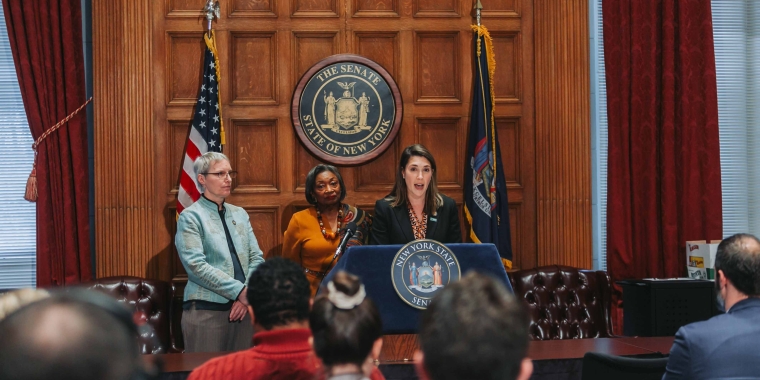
[201,171,238,179]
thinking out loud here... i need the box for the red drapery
[603,0,723,333]
[2,0,91,286]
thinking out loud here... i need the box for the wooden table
[614,336,676,355]
[155,335,676,380]
[528,337,669,360]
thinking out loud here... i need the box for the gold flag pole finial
[203,0,220,37]
[474,0,483,26]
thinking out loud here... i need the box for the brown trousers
[181,304,253,352]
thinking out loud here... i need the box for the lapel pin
[232,220,236,225]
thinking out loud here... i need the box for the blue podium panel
[319,243,513,334]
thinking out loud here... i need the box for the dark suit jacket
[662,297,760,380]
[370,195,462,245]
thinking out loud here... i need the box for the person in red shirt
[188,258,385,380]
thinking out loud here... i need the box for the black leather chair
[581,352,668,380]
[84,276,180,353]
[508,265,614,340]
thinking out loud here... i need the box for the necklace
[316,205,343,240]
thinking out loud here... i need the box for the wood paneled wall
[93,0,158,278]
[534,0,591,268]
[93,0,590,281]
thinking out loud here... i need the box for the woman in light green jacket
[175,152,265,352]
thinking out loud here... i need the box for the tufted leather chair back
[84,276,177,353]
[508,265,614,340]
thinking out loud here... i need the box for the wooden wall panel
[167,33,205,105]
[231,119,279,193]
[354,32,399,77]
[245,207,281,258]
[353,0,398,17]
[168,120,192,192]
[482,0,520,17]
[95,0,591,279]
[294,146,326,191]
[166,0,203,17]
[292,0,339,17]
[414,32,460,103]
[229,0,277,17]
[413,0,459,17]
[292,32,340,82]
[355,140,398,192]
[491,32,521,102]
[353,32,400,191]
[417,118,462,190]
[292,32,339,191]
[534,0,591,268]
[94,0,157,278]
[230,33,278,105]
[496,117,520,185]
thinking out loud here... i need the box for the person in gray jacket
[176,152,265,352]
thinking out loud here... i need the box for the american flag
[177,32,224,215]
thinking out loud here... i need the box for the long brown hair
[385,144,443,215]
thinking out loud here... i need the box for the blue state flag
[464,25,514,269]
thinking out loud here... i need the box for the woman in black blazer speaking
[370,144,462,245]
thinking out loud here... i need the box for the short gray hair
[193,152,230,178]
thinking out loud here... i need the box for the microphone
[318,223,357,293]
[333,222,356,260]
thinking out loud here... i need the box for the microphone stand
[317,226,354,292]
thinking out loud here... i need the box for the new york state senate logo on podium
[391,239,462,310]
[291,54,402,165]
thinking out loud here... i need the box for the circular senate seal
[292,54,402,165]
[391,239,461,310]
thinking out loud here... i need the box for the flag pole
[474,0,482,27]
[203,0,220,37]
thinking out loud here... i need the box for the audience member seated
[188,258,384,380]
[0,290,153,380]
[662,233,760,380]
[188,257,318,380]
[310,271,384,380]
[415,272,533,380]
[0,288,49,321]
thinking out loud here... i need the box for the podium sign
[391,239,461,310]
[320,243,512,334]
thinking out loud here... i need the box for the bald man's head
[715,233,760,297]
[0,294,140,380]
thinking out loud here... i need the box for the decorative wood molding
[413,31,461,104]
[230,119,281,193]
[352,0,400,18]
[228,0,278,18]
[291,0,339,18]
[416,117,463,190]
[412,0,460,18]
[491,31,523,103]
[533,0,592,268]
[482,0,522,18]
[229,32,279,106]
[93,0,157,278]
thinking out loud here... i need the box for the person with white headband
[309,271,383,380]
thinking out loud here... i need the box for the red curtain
[603,0,723,333]
[2,0,91,286]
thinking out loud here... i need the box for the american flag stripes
[177,32,224,216]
